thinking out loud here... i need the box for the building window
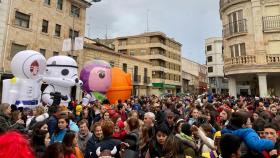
[228,10,244,34]
[10,43,27,58]
[57,0,63,10]
[53,51,59,56]
[71,4,80,17]
[39,49,46,56]
[208,67,213,73]
[69,29,79,39]
[15,11,30,28]
[123,63,127,73]
[134,66,138,82]
[140,49,146,54]
[130,50,135,56]
[206,45,212,51]
[44,0,51,5]
[42,19,48,33]
[55,24,61,37]
[230,43,246,57]
[207,56,213,62]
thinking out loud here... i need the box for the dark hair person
[50,115,69,144]
[31,121,50,158]
[220,134,242,158]
[62,130,83,158]
[43,142,64,158]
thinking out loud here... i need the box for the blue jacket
[47,115,57,136]
[50,129,67,144]
[222,128,274,153]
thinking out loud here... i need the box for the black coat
[0,112,26,133]
[89,136,121,158]
[84,135,101,158]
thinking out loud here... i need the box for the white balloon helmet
[11,50,46,79]
[44,56,82,87]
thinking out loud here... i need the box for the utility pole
[146,9,149,32]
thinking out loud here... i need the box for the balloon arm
[42,86,55,105]
[42,93,54,105]
[82,93,91,106]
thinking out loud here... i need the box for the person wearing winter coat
[26,105,49,130]
[90,120,121,158]
[175,123,196,158]
[84,122,103,158]
[222,111,274,155]
[77,119,93,154]
[50,115,69,144]
[0,103,26,133]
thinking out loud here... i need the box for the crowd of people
[0,93,280,158]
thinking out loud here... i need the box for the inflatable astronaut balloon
[42,56,82,106]
[1,50,46,108]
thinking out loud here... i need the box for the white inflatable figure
[1,50,46,109]
[42,56,82,106]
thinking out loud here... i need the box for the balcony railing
[224,55,256,66]
[266,54,280,64]
[223,19,247,38]
[133,75,141,83]
[263,15,280,32]
[144,77,150,84]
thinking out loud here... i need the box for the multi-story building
[113,32,182,96]
[205,37,228,94]
[83,38,153,96]
[0,0,10,72]
[181,57,199,94]
[198,64,208,94]
[0,0,92,100]
[220,0,280,97]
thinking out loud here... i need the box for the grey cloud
[86,0,222,64]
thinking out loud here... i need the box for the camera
[50,92,68,106]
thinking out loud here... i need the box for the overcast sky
[85,0,222,64]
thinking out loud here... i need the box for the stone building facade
[220,0,280,97]
[205,37,228,94]
[113,32,182,96]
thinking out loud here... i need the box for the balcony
[266,54,280,64]
[223,19,247,38]
[263,15,280,32]
[224,55,256,66]
[220,0,250,12]
[133,75,141,83]
[144,77,150,84]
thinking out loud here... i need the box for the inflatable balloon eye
[11,50,46,79]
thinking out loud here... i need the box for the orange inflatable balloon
[106,67,132,104]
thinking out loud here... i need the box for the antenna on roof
[146,9,150,32]
[105,24,108,40]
